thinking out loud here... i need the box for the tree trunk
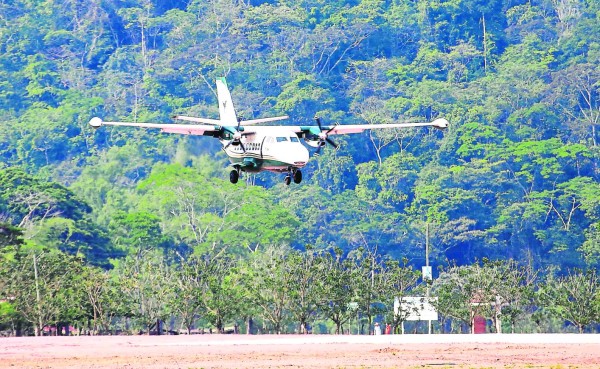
[246,317,253,335]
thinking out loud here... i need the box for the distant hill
[0,0,598,269]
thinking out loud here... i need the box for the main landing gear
[284,169,302,186]
[230,168,240,184]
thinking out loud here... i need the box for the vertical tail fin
[216,77,238,125]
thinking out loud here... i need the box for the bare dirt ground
[1,334,599,369]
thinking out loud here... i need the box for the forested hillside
[1,0,599,270]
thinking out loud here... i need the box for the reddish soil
[1,334,599,368]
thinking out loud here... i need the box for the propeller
[223,117,247,153]
[314,117,339,154]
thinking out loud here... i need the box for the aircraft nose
[290,144,309,167]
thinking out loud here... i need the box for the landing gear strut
[284,169,302,186]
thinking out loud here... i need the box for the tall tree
[538,269,600,333]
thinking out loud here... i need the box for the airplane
[89,78,448,185]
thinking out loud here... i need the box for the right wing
[89,117,221,136]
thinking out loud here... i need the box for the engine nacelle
[304,138,325,148]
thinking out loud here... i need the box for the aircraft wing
[291,118,448,137]
[241,116,289,125]
[325,119,449,135]
[173,115,222,125]
[89,117,221,136]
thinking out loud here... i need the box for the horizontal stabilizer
[241,116,289,125]
[173,115,222,125]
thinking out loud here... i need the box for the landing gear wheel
[293,170,302,184]
[284,175,291,186]
[230,169,239,184]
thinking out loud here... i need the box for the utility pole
[425,222,431,334]
[425,222,430,274]
[33,253,42,336]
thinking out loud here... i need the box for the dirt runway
[1,334,599,368]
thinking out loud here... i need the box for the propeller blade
[315,117,322,130]
[312,116,339,152]
[239,142,246,153]
[326,138,339,149]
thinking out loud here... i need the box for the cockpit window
[276,137,288,142]
[290,136,299,142]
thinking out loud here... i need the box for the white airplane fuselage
[222,128,310,173]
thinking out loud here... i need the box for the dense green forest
[1,0,600,335]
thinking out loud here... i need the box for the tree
[0,168,113,266]
[109,211,168,253]
[318,248,357,334]
[547,63,600,146]
[136,163,299,255]
[244,245,296,334]
[198,253,244,334]
[169,254,205,335]
[432,260,505,334]
[380,257,422,334]
[284,246,325,334]
[0,167,91,227]
[274,73,334,119]
[539,269,600,333]
[0,223,24,252]
[2,249,86,336]
[580,222,600,266]
[492,259,538,333]
[115,250,174,335]
[80,266,124,335]
[350,247,386,334]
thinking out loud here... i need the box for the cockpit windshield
[272,135,300,143]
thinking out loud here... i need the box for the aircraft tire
[230,170,239,184]
[284,176,291,186]
[293,170,302,184]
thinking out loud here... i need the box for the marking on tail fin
[216,77,237,125]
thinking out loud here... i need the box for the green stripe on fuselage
[229,156,292,173]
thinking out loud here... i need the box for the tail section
[216,77,238,125]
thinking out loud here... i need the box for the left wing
[326,118,448,135]
[291,118,448,136]
[289,118,448,151]
[89,117,222,136]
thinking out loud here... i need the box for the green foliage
[0,248,87,336]
[538,269,600,333]
[0,223,24,253]
[0,167,91,225]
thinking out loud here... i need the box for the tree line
[2,227,599,336]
